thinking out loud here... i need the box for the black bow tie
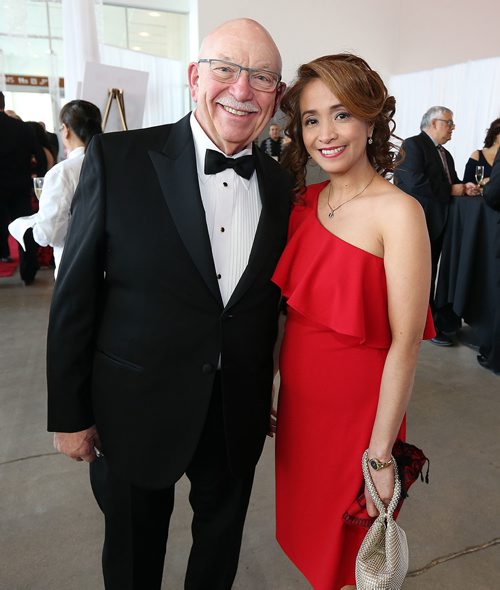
[204,149,255,180]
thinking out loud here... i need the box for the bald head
[5,109,22,120]
[199,19,282,72]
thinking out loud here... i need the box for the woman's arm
[463,153,480,184]
[365,192,432,515]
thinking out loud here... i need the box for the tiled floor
[1,269,499,589]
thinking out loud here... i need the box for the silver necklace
[327,172,376,219]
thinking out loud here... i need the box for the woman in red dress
[272,54,435,589]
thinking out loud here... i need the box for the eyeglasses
[197,59,281,92]
[435,118,455,128]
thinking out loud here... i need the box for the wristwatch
[368,457,393,471]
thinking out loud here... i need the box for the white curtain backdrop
[62,0,101,102]
[100,45,186,128]
[62,0,187,129]
[390,57,500,178]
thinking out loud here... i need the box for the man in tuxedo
[477,151,500,373]
[0,92,46,281]
[394,106,478,346]
[47,18,291,590]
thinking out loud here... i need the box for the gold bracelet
[368,457,393,471]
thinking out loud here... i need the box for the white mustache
[216,97,259,113]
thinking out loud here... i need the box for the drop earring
[368,137,373,145]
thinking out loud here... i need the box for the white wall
[397,0,500,75]
[194,0,500,83]
[195,0,399,83]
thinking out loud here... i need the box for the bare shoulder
[369,180,427,244]
[470,150,480,160]
[371,178,424,221]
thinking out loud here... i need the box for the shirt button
[223,182,228,187]
[217,274,221,279]
[220,227,225,233]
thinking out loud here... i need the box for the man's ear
[187,62,200,102]
[272,82,287,117]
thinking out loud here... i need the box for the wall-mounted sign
[5,74,64,89]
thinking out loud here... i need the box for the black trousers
[0,192,38,282]
[90,376,256,590]
[429,231,450,334]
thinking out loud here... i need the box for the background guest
[0,92,46,282]
[394,106,479,347]
[463,117,500,184]
[26,121,55,172]
[260,122,284,161]
[483,151,500,210]
[9,100,102,278]
[39,120,61,164]
[477,151,500,374]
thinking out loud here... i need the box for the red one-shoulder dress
[272,181,434,589]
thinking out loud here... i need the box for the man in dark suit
[394,106,479,346]
[47,18,291,590]
[0,92,46,282]
[477,151,500,373]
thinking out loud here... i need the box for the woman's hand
[365,465,395,517]
[268,384,277,437]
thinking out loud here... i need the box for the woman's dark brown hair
[484,118,500,148]
[60,100,102,149]
[280,53,401,195]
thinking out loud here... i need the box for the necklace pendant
[328,210,334,219]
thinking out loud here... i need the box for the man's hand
[464,182,481,196]
[53,426,102,463]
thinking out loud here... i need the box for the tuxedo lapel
[226,149,285,310]
[148,115,222,306]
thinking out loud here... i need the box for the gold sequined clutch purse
[355,450,409,589]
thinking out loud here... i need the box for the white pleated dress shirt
[8,146,85,278]
[190,113,262,306]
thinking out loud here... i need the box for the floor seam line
[407,537,500,576]
[0,452,60,466]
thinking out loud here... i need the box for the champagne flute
[33,177,44,199]
[475,165,484,195]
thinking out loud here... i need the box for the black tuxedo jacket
[47,113,292,489]
[394,131,460,240]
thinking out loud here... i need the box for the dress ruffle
[272,182,435,348]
